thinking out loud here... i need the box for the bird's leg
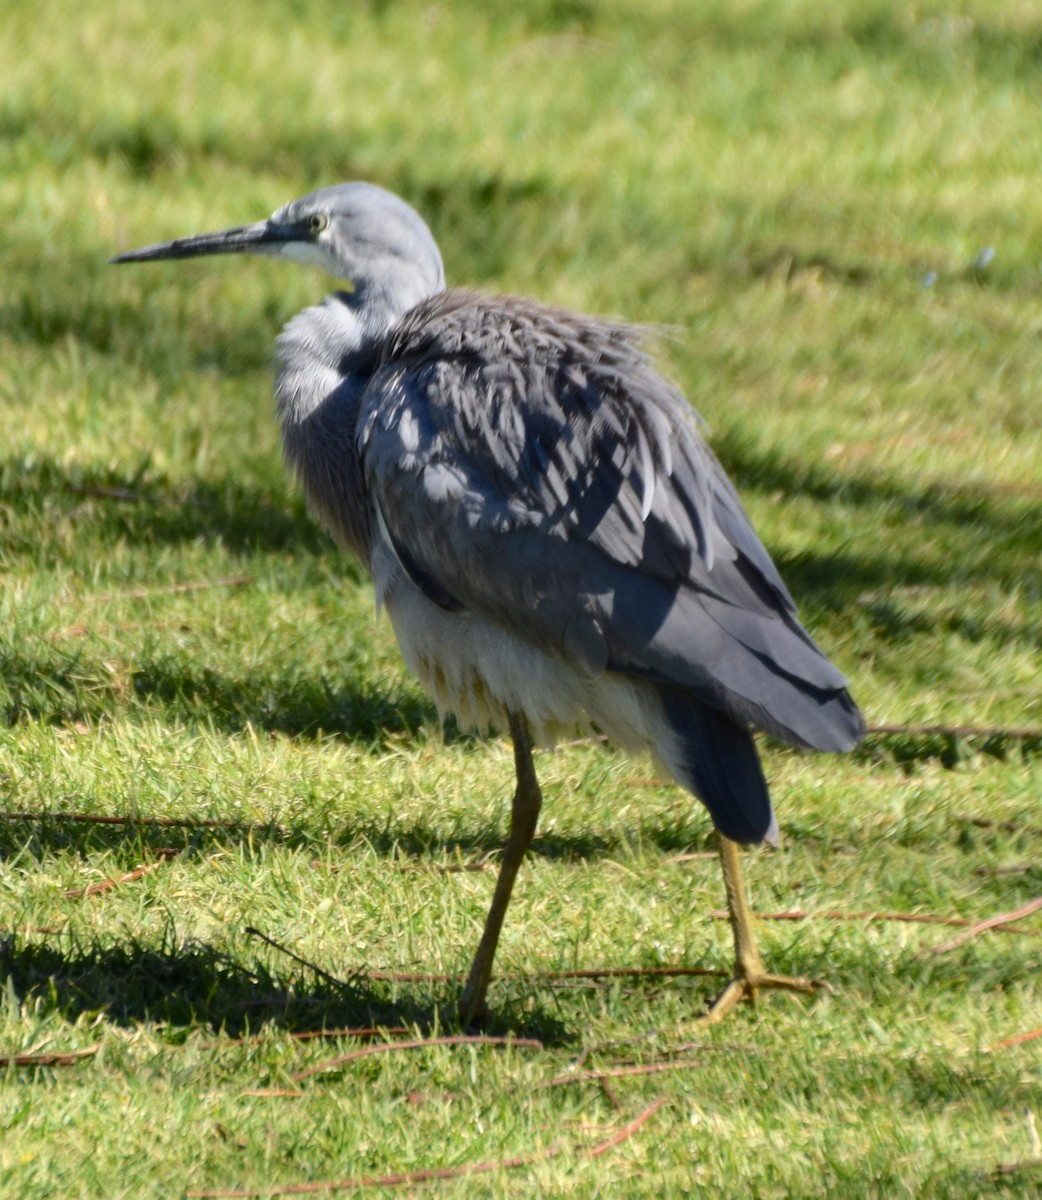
[458,712,542,1028]
[701,835,826,1026]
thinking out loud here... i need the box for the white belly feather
[378,554,680,785]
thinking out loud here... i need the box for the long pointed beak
[110,219,303,264]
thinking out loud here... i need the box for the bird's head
[112,182,446,324]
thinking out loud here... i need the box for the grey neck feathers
[273,277,443,567]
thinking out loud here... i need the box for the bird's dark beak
[110,219,303,264]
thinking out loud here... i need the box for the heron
[112,182,864,1026]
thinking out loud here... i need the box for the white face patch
[277,239,339,275]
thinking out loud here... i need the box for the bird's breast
[272,300,381,565]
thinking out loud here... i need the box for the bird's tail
[656,688,778,846]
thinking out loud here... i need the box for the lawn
[1,0,1040,1195]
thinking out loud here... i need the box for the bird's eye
[307,213,328,236]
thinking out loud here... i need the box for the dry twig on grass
[189,1147,562,1197]
[186,1098,666,1196]
[90,574,254,603]
[3,810,286,834]
[707,907,1036,936]
[63,849,179,899]
[867,721,1042,742]
[308,859,493,876]
[928,895,1042,956]
[540,964,728,984]
[0,1044,99,1067]
[585,1096,666,1158]
[245,927,356,994]
[337,963,730,986]
[958,815,1042,838]
[990,1027,1042,1052]
[994,1158,1042,1179]
[548,1059,704,1088]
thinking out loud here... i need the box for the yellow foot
[699,972,833,1027]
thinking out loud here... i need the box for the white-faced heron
[112,182,864,1025]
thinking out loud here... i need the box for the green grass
[2,0,1041,1195]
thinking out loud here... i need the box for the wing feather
[360,290,862,751]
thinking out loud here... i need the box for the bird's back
[366,294,858,709]
[283,287,863,843]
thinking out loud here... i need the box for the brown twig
[597,1077,623,1111]
[285,1026,412,1043]
[929,896,1042,956]
[707,908,1036,936]
[64,483,216,507]
[245,928,355,994]
[585,1097,667,1158]
[0,1044,99,1067]
[549,1060,703,1088]
[187,1098,665,1196]
[990,1027,1042,1052]
[293,1036,543,1082]
[63,849,179,899]
[867,722,1042,741]
[353,963,729,985]
[90,574,254,603]
[399,861,493,874]
[544,965,727,982]
[568,723,1042,747]
[2,810,287,834]
[355,969,458,982]
[994,1158,1042,1178]
[67,483,154,503]
[188,1146,562,1196]
[958,815,1042,838]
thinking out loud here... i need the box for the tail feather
[658,689,778,846]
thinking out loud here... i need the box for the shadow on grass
[0,800,718,869]
[0,640,439,743]
[857,728,1042,771]
[3,905,1027,1046]
[0,905,918,1043]
[711,426,1042,605]
[0,453,332,559]
[130,657,439,743]
[0,933,572,1043]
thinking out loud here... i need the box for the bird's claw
[699,972,832,1027]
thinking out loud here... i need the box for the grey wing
[360,293,863,753]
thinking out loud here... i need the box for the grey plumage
[363,292,860,749]
[112,181,864,1023]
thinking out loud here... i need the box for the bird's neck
[347,270,439,343]
[273,296,372,561]
[273,284,436,566]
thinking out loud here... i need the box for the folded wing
[359,290,864,757]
